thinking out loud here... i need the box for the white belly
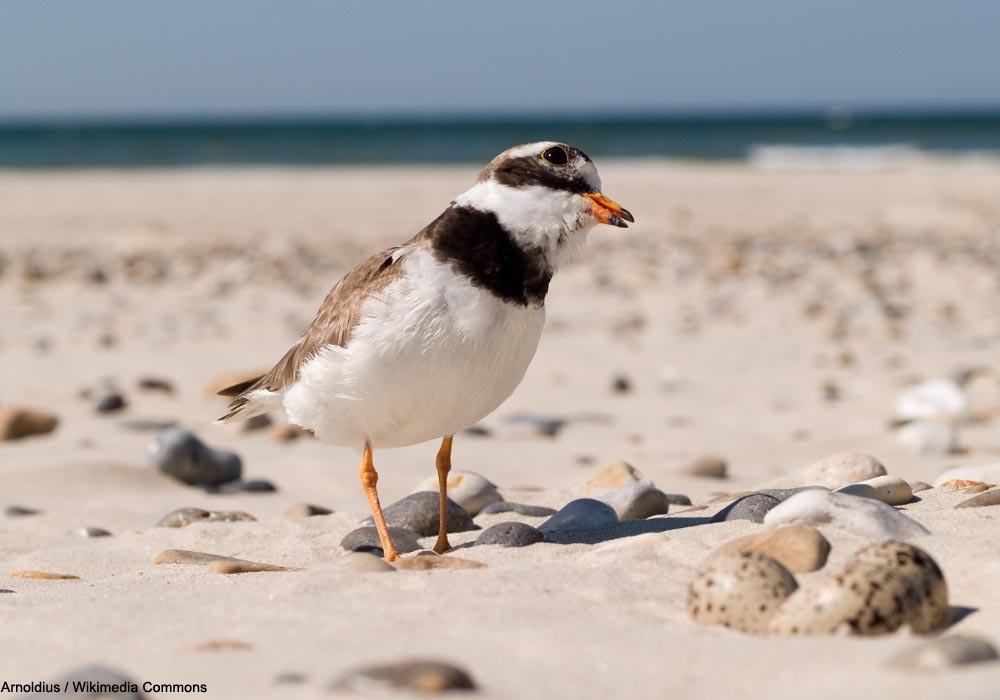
[282,248,545,448]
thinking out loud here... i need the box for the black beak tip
[620,207,635,223]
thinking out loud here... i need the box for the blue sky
[2,1,998,119]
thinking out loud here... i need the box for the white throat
[453,180,595,271]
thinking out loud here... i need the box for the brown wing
[217,244,410,418]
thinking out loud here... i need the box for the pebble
[888,635,999,671]
[611,374,632,393]
[0,589,14,594]
[332,659,476,693]
[852,542,949,631]
[0,406,59,440]
[664,493,693,507]
[474,521,547,547]
[393,555,487,571]
[5,505,41,517]
[687,551,798,634]
[910,481,932,493]
[538,499,619,540]
[677,454,728,479]
[362,492,477,537]
[239,479,278,493]
[209,560,300,574]
[156,507,257,528]
[502,413,565,438]
[896,419,959,456]
[9,570,79,580]
[755,486,828,502]
[712,525,830,573]
[478,501,557,517]
[570,460,644,496]
[836,475,913,505]
[764,489,930,540]
[137,376,175,394]
[337,552,396,573]
[94,391,127,413]
[240,414,273,432]
[410,470,502,516]
[28,664,146,699]
[933,462,1000,487]
[769,562,925,635]
[341,526,424,556]
[284,503,333,517]
[75,527,112,537]
[599,480,672,520]
[711,494,781,524]
[154,549,246,566]
[954,489,1000,509]
[763,451,887,490]
[148,426,242,486]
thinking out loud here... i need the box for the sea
[1,111,998,168]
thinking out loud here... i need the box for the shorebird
[217,142,633,560]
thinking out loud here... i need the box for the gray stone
[711,494,781,524]
[678,455,728,478]
[340,526,423,555]
[755,486,828,502]
[474,522,547,547]
[664,494,693,507]
[888,635,999,670]
[147,426,242,486]
[362,492,477,536]
[0,589,14,593]
[333,660,476,693]
[22,664,145,698]
[502,413,565,438]
[479,501,557,517]
[410,470,501,516]
[539,499,619,536]
[599,480,672,520]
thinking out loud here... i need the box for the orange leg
[433,435,454,554]
[359,442,399,562]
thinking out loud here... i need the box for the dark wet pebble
[332,659,476,693]
[478,501,557,517]
[362,492,477,536]
[0,589,14,594]
[474,521,547,547]
[240,479,277,493]
[240,414,273,432]
[340,526,423,556]
[5,505,41,517]
[462,425,492,437]
[754,486,828,502]
[94,392,127,413]
[22,664,146,699]
[538,499,619,539]
[157,507,256,528]
[711,494,781,524]
[148,426,242,486]
[612,375,632,394]
[665,494,693,507]
[76,527,112,537]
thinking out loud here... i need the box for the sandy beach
[2,160,1000,698]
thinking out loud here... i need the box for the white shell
[763,489,929,541]
[769,561,925,635]
[687,551,798,635]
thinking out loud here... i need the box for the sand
[2,160,1000,698]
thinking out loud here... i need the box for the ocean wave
[748,143,1000,171]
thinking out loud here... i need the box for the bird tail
[215,375,281,424]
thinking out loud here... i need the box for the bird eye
[541,146,569,166]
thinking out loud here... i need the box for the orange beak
[583,192,635,228]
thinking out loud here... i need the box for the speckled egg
[687,550,798,635]
[851,541,949,632]
[768,561,925,636]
